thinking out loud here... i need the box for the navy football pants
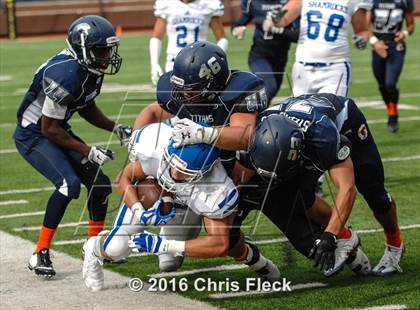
[249,55,287,102]
[372,42,406,104]
[14,131,111,229]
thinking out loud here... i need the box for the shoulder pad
[204,0,224,16]
[156,71,172,107]
[221,71,267,113]
[305,116,342,171]
[154,0,170,18]
[42,57,86,104]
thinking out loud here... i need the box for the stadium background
[0,1,419,309]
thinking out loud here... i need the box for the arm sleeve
[41,96,67,120]
[232,0,252,28]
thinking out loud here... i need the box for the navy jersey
[157,70,268,126]
[261,94,353,171]
[372,0,415,42]
[14,50,103,139]
[232,0,299,60]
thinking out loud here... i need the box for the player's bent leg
[158,207,202,272]
[15,137,82,277]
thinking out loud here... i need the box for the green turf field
[0,24,419,310]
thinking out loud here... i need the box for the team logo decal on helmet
[67,15,122,75]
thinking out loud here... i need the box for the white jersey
[296,0,372,63]
[154,0,224,63]
[131,123,238,219]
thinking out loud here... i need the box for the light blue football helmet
[157,138,220,193]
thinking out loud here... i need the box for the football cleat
[324,228,359,277]
[82,237,104,291]
[387,116,399,133]
[346,247,371,275]
[372,243,404,276]
[255,258,281,282]
[28,248,56,278]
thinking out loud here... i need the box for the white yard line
[0,186,54,195]
[0,231,217,310]
[0,211,44,219]
[382,155,420,162]
[149,264,249,278]
[0,199,28,206]
[13,221,88,232]
[54,238,87,246]
[209,282,327,299]
[352,305,407,310]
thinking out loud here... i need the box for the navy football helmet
[157,137,220,192]
[67,15,122,75]
[171,41,230,103]
[249,114,304,181]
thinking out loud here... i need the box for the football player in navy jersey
[12,15,132,277]
[244,94,404,276]
[231,0,299,102]
[134,41,268,165]
[368,0,415,132]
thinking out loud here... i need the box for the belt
[299,61,333,67]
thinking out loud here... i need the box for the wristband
[217,38,229,52]
[164,240,185,256]
[131,201,146,220]
[162,196,174,204]
[369,36,379,45]
[402,30,409,38]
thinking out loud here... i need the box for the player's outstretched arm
[133,101,173,130]
[215,112,257,151]
[325,158,357,236]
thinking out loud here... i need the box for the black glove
[309,232,337,271]
[353,35,367,50]
[269,6,288,24]
[114,124,132,146]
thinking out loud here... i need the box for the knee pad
[364,191,392,214]
[65,176,81,199]
[103,229,131,261]
[158,253,184,272]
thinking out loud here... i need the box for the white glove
[113,124,132,146]
[150,64,163,86]
[88,146,114,166]
[232,26,247,40]
[172,118,218,147]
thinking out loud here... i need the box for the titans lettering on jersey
[372,0,414,42]
[14,50,103,140]
[156,70,267,127]
[262,94,353,171]
[154,0,224,62]
[297,0,372,63]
